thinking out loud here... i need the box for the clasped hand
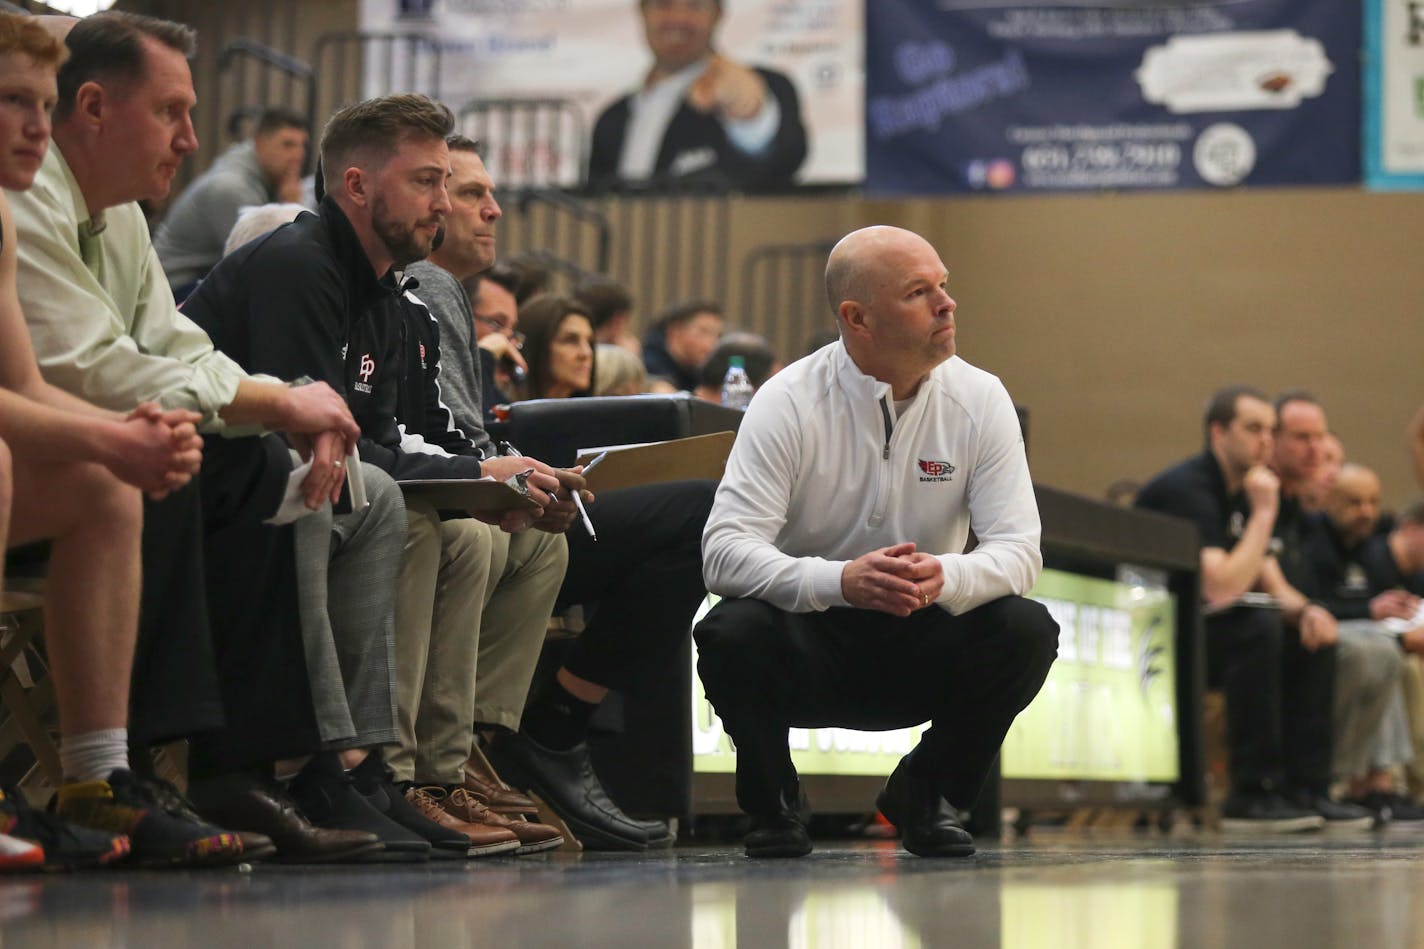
[118,402,204,500]
[841,542,944,617]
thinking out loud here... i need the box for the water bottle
[720,356,755,410]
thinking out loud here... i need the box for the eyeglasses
[474,314,525,347]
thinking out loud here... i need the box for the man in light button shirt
[587,0,806,191]
[10,12,359,806]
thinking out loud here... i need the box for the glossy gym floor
[2,830,1421,948]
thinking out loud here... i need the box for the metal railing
[457,98,586,192]
[739,239,839,361]
[217,37,314,127]
[495,184,731,321]
[309,31,442,134]
[605,183,732,319]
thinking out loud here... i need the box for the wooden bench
[0,583,61,790]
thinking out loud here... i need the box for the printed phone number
[1022,141,1182,173]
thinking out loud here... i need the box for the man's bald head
[825,226,934,318]
[1326,462,1383,545]
[821,225,956,398]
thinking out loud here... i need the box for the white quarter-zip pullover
[702,340,1042,614]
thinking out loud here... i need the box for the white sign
[359,0,864,186]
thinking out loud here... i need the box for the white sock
[59,729,129,783]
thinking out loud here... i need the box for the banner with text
[359,0,863,187]
[1365,0,1424,188]
[691,569,1179,785]
[864,0,1361,194]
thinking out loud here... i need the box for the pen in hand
[500,441,602,540]
[568,451,607,541]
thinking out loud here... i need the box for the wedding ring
[922,593,930,607]
[332,459,345,469]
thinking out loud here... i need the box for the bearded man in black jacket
[185,94,575,856]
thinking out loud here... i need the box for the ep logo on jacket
[354,352,376,394]
[918,459,956,482]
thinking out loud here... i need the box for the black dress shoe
[486,733,652,851]
[289,753,431,863]
[744,785,812,859]
[349,755,467,860]
[875,762,974,857]
[187,771,383,864]
[637,817,676,849]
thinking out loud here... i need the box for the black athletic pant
[557,480,715,693]
[695,594,1058,815]
[130,483,225,747]
[167,433,323,773]
[1205,607,1335,795]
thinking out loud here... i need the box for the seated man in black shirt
[1136,385,1369,830]
[1370,501,1424,793]
[1310,463,1424,821]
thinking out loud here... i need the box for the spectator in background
[643,299,722,392]
[154,105,309,299]
[1272,391,1329,511]
[1373,501,1424,796]
[463,268,526,417]
[593,342,647,396]
[519,296,597,400]
[496,253,553,304]
[1300,431,1344,513]
[1310,463,1424,823]
[692,331,778,403]
[222,202,309,257]
[588,0,807,191]
[575,276,641,357]
[1136,386,1368,830]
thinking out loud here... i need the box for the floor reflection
[2,836,1424,948]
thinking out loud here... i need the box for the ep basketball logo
[918,459,956,482]
[354,353,376,394]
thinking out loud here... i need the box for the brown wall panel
[722,188,1424,511]
[107,4,1424,510]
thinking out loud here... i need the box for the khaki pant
[1404,656,1424,795]
[388,498,567,784]
[1333,620,1408,780]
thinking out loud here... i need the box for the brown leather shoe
[188,772,383,864]
[464,747,538,817]
[445,787,564,855]
[405,787,521,857]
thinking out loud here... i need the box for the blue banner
[865,1,1362,194]
[1364,0,1424,189]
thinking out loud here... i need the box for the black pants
[1205,607,1335,795]
[131,485,225,747]
[557,480,715,693]
[694,595,1058,814]
[151,434,322,773]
